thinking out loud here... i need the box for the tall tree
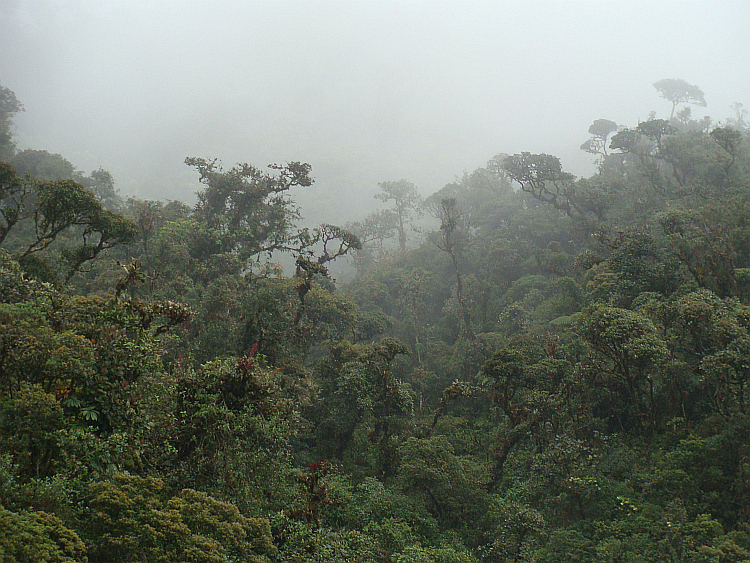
[580,119,618,157]
[502,152,579,217]
[0,161,34,246]
[374,179,422,252]
[432,197,475,341]
[0,83,23,160]
[0,163,138,284]
[76,168,123,211]
[8,149,76,181]
[187,157,313,263]
[653,78,707,120]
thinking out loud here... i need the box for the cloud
[2,0,748,220]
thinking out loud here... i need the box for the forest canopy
[2,78,750,562]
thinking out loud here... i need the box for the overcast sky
[1,0,749,222]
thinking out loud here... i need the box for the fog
[2,0,749,222]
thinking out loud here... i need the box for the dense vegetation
[2,79,750,562]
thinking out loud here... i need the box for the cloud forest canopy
[2,77,750,562]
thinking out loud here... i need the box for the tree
[8,150,123,211]
[0,162,34,247]
[313,337,412,476]
[636,119,677,155]
[8,150,76,181]
[396,436,488,529]
[0,505,86,563]
[502,153,579,217]
[125,197,166,256]
[609,119,678,165]
[0,83,24,160]
[479,346,569,491]
[435,154,516,228]
[20,178,138,284]
[653,78,707,120]
[701,334,750,415]
[659,201,750,299]
[580,304,668,431]
[608,119,699,198]
[480,346,534,488]
[345,208,399,270]
[0,162,138,284]
[76,168,123,211]
[375,180,422,252]
[609,127,644,156]
[295,223,362,268]
[710,126,743,186]
[591,228,681,306]
[167,351,307,512]
[84,474,275,563]
[291,224,361,334]
[728,102,748,130]
[581,119,618,157]
[431,197,475,341]
[187,157,312,263]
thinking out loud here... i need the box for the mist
[2,0,749,222]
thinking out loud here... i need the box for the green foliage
[311,338,413,476]
[581,118,619,159]
[478,499,546,562]
[271,511,385,562]
[170,356,302,513]
[8,149,76,181]
[537,528,596,562]
[0,248,55,303]
[0,162,138,285]
[396,544,478,563]
[0,385,64,480]
[396,436,489,531]
[330,476,438,542]
[0,301,96,400]
[581,303,669,431]
[660,200,750,298]
[4,86,750,563]
[593,228,681,306]
[76,168,122,211]
[0,505,86,563]
[581,304,667,378]
[503,152,579,216]
[0,261,181,515]
[84,473,275,563]
[187,157,311,263]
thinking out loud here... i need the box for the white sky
[2,0,749,222]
